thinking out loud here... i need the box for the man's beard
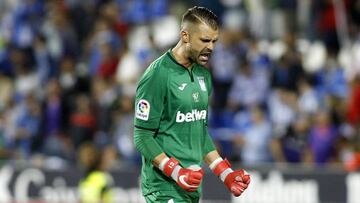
[187,46,199,64]
[186,45,212,65]
[189,55,198,64]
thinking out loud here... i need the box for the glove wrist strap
[210,158,234,182]
[220,168,233,182]
[209,157,223,170]
[159,157,170,171]
[160,157,181,181]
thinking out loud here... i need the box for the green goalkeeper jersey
[134,50,216,195]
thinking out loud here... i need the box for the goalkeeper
[134,6,251,203]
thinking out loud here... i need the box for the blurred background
[1,0,360,202]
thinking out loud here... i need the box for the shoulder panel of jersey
[134,53,172,130]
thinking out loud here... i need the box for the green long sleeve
[133,127,163,162]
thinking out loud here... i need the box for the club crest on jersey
[136,99,150,121]
[192,92,199,103]
[197,76,207,91]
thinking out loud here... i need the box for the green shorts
[144,190,200,203]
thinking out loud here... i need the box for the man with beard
[134,6,251,202]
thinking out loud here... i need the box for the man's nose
[207,42,216,52]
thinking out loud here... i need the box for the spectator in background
[297,77,320,115]
[345,74,360,171]
[40,79,72,160]
[1,0,43,49]
[87,18,121,76]
[8,46,32,74]
[314,52,348,101]
[233,106,273,165]
[316,0,340,54]
[244,0,268,39]
[58,56,92,131]
[78,142,114,203]
[100,1,129,39]
[41,5,78,64]
[33,34,53,85]
[268,88,297,136]
[0,47,13,77]
[0,109,14,159]
[227,59,269,111]
[271,32,304,91]
[115,43,142,97]
[67,0,98,44]
[271,115,311,163]
[59,56,77,91]
[2,98,21,157]
[348,75,360,125]
[13,65,39,101]
[42,79,63,138]
[69,94,96,149]
[139,35,162,68]
[308,110,339,165]
[210,28,242,110]
[0,70,14,110]
[271,53,304,92]
[112,96,137,165]
[59,56,91,97]
[97,42,119,79]
[91,77,117,143]
[350,0,360,27]
[11,94,42,159]
[246,37,271,71]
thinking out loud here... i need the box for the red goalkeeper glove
[160,157,204,192]
[210,158,250,197]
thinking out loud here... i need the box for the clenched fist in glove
[210,158,250,196]
[159,157,204,192]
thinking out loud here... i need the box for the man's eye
[201,39,210,43]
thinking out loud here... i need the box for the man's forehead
[193,22,219,38]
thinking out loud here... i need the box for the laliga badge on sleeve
[197,76,207,91]
[136,99,150,121]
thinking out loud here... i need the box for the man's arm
[204,150,221,165]
[204,150,251,197]
[134,127,163,163]
[134,127,204,192]
[153,152,168,168]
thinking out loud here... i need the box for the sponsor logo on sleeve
[136,99,150,121]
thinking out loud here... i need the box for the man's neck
[171,42,192,68]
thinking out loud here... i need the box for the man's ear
[181,30,190,43]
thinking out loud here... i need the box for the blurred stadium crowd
[0,0,360,171]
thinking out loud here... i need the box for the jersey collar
[166,49,195,70]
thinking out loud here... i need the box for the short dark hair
[182,6,218,30]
